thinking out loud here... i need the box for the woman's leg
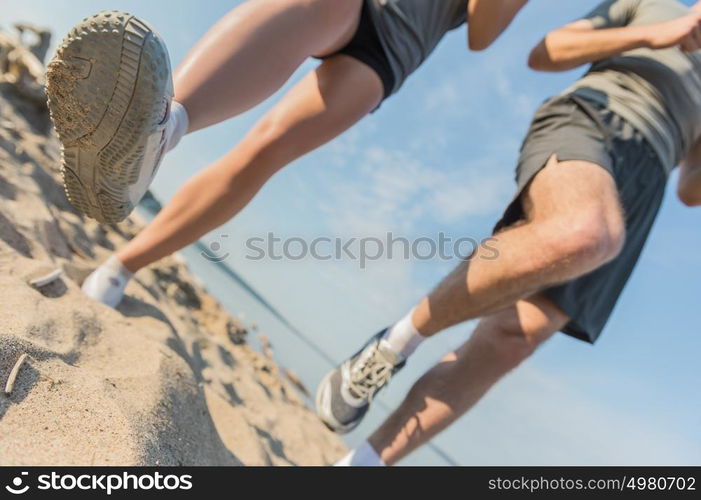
[176,0,364,133]
[117,55,383,273]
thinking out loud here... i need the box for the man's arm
[679,138,701,207]
[528,10,701,72]
[467,0,528,51]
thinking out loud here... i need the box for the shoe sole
[315,370,360,435]
[46,10,172,223]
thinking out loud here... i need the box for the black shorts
[316,0,395,103]
[494,95,668,344]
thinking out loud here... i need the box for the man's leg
[81,56,383,306]
[412,156,626,337]
[317,157,626,433]
[175,0,364,132]
[364,295,568,465]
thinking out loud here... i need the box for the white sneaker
[47,10,173,223]
[81,255,133,308]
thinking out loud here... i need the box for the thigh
[522,156,624,227]
[242,55,383,166]
[246,0,363,52]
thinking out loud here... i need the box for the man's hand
[645,12,701,52]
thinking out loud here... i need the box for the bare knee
[242,112,297,166]
[475,297,567,370]
[213,114,292,194]
[483,319,538,369]
[545,207,626,270]
[527,161,626,270]
[250,111,286,144]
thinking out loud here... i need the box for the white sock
[335,441,385,466]
[81,255,134,308]
[164,100,189,153]
[382,308,425,360]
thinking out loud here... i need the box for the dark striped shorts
[495,95,668,343]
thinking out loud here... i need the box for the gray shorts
[318,0,395,101]
[366,0,466,96]
[321,0,466,102]
[494,95,668,343]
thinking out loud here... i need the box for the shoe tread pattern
[46,10,171,223]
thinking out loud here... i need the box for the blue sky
[7,0,700,465]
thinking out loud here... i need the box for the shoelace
[347,344,395,402]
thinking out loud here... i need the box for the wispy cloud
[318,144,512,237]
[424,79,461,113]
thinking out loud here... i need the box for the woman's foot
[81,255,133,308]
[47,10,174,223]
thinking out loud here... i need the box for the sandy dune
[0,33,345,465]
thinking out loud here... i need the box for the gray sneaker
[46,10,173,223]
[316,330,405,434]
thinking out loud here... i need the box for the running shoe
[46,10,173,223]
[316,330,405,434]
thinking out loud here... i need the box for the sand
[0,33,345,466]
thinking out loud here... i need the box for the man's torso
[566,0,701,172]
